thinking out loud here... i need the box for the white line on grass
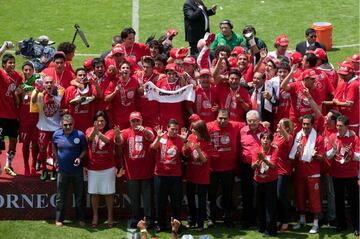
[332,43,360,48]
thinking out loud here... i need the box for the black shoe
[224,219,235,228]
[328,219,336,227]
[336,224,347,232]
[263,231,277,237]
[354,230,359,236]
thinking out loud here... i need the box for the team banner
[144,81,195,103]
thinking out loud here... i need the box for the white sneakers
[292,221,306,230]
[309,225,319,234]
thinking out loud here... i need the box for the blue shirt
[52,129,87,174]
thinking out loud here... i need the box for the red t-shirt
[42,67,74,89]
[135,71,160,128]
[105,76,138,129]
[334,76,359,126]
[19,90,39,129]
[154,134,183,177]
[272,133,294,175]
[207,120,243,171]
[189,85,217,123]
[327,131,359,178]
[239,124,268,164]
[252,146,278,183]
[86,128,116,170]
[0,69,23,119]
[121,42,150,63]
[287,81,322,131]
[90,73,113,112]
[62,84,97,133]
[215,82,251,122]
[156,77,185,128]
[294,133,324,178]
[121,127,155,180]
[239,64,254,83]
[273,87,291,127]
[183,133,212,184]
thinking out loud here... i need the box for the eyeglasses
[309,35,317,39]
[63,123,73,127]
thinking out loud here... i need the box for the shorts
[0,118,19,138]
[88,167,116,195]
[19,125,38,144]
[38,130,54,147]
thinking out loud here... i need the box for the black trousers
[208,170,234,221]
[332,177,359,230]
[255,180,278,235]
[186,182,208,227]
[240,163,256,226]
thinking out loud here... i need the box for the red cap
[338,62,354,75]
[169,47,188,59]
[165,63,177,72]
[314,48,327,61]
[290,51,303,65]
[275,34,289,46]
[351,53,360,63]
[183,56,196,65]
[231,46,245,56]
[189,114,201,123]
[228,57,237,68]
[129,111,143,121]
[265,56,280,68]
[199,68,211,76]
[112,44,125,55]
[83,58,93,70]
[302,69,317,79]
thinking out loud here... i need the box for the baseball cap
[165,63,177,72]
[314,48,327,61]
[302,69,317,79]
[169,47,188,59]
[199,68,211,76]
[275,34,289,46]
[231,46,245,56]
[338,62,354,75]
[183,56,196,65]
[129,111,143,121]
[290,51,303,65]
[351,53,360,63]
[112,44,125,55]
[83,58,93,71]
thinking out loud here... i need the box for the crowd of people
[0,0,359,237]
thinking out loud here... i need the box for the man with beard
[32,76,64,181]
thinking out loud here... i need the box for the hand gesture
[219,51,227,60]
[257,152,265,161]
[137,217,147,230]
[260,48,267,59]
[93,120,100,134]
[171,217,181,233]
[154,125,166,138]
[73,158,81,167]
[114,124,121,135]
[135,125,145,132]
[262,90,271,100]
[178,127,188,141]
[290,64,298,74]
[211,4,217,11]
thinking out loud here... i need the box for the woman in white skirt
[86,111,121,228]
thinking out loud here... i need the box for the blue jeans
[154,175,182,228]
[55,171,84,222]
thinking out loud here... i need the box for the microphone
[74,24,90,48]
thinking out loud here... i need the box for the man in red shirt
[206,109,242,227]
[62,68,101,133]
[120,27,150,63]
[135,57,160,128]
[290,114,324,234]
[214,68,251,122]
[239,109,267,228]
[333,62,359,136]
[119,111,155,229]
[42,51,75,89]
[150,119,187,233]
[0,53,23,176]
[186,68,218,123]
[326,115,359,236]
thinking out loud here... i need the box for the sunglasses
[309,35,317,39]
[63,123,73,127]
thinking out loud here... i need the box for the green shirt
[210,31,245,53]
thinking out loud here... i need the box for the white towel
[289,128,317,162]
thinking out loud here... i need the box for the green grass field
[0,220,356,239]
[0,1,359,238]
